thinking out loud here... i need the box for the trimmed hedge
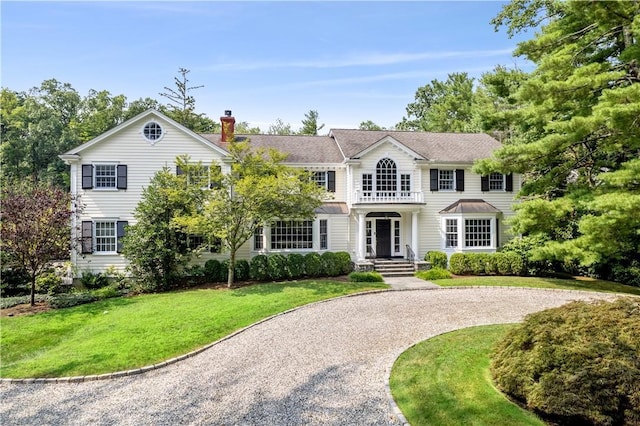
[425,251,448,269]
[415,267,452,280]
[447,252,524,276]
[321,252,341,277]
[491,298,640,425]
[250,255,269,281]
[267,253,289,281]
[304,253,323,277]
[449,253,470,275]
[348,271,384,282]
[287,253,305,279]
[335,251,354,275]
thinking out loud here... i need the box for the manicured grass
[0,280,388,378]
[431,275,640,295]
[390,325,544,426]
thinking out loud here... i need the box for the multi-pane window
[95,165,117,188]
[95,221,117,253]
[319,219,328,250]
[465,219,492,247]
[394,221,401,253]
[270,220,313,250]
[362,174,373,197]
[143,122,163,142]
[400,174,411,197]
[439,170,455,190]
[312,171,327,189]
[445,219,458,248]
[489,173,505,190]
[376,158,397,195]
[254,226,264,250]
[365,221,373,257]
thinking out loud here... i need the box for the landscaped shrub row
[415,267,452,280]
[491,298,640,425]
[203,251,354,283]
[347,271,384,282]
[448,252,524,276]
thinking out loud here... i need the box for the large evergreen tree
[475,0,640,281]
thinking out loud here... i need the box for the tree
[160,67,219,133]
[0,184,77,305]
[121,156,209,291]
[267,118,293,135]
[359,120,385,131]
[299,110,325,135]
[234,121,262,134]
[177,139,325,287]
[397,72,480,132]
[77,89,127,141]
[475,0,640,281]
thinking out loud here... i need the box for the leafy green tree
[267,118,293,135]
[0,183,77,305]
[299,110,325,135]
[121,156,209,291]
[177,139,325,287]
[359,120,385,131]
[234,121,262,134]
[160,67,219,133]
[77,89,127,141]
[476,0,640,281]
[124,97,162,120]
[397,72,480,132]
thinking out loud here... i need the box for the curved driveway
[1,288,617,425]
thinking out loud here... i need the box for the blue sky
[1,1,534,132]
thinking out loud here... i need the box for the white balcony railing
[355,190,424,204]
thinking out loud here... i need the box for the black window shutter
[176,165,184,175]
[327,171,336,192]
[81,221,93,253]
[430,169,439,191]
[82,165,93,189]
[116,221,128,253]
[495,219,500,247]
[505,173,513,192]
[481,175,490,192]
[455,169,465,192]
[117,165,127,190]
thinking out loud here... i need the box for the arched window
[376,158,397,195]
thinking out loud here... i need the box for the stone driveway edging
[0,285,630,385]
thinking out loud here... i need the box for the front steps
[373,259,415,277]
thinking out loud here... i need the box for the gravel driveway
[0,287,617,425]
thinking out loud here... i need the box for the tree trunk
[227,251,236,288]
[30,275,36,306]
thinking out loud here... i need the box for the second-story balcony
[355,190,424,204]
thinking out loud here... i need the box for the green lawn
[0,280,388,378]
[431,275,640,295]
[390,325,545,426]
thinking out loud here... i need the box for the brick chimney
[220,110,235,142]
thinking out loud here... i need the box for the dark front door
[376,219,391,258]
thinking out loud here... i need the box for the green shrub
[304,253,323,277]
[415,267,452,280]
[485,254,498,275]
[335,251,353,275]
[91,285,120,300]
[234,259,250,281]
[267,254,289,281]
[250,255,269,281]
[80,271,109,290]
[0,268,30,297]
[321,252,341,277]
[501,235,552,276]
[204,259,223,282]
[0,294,50,309]
[610,260,640,287]
[35,271,66,295]
[425,251,448,269]
[448,253,470,275]
[348,271,384,282]
[467,253,490,275]
[219,260,230,282]
[287,253,305,279]
[494,252,512,275]
[491,298,640,426]
[505,252,525,276]
[49,292,97,309]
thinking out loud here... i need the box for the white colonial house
[60,109,520,277]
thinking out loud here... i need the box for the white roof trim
[351,135,426,160]
[61,109,230,158]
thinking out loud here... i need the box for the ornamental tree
[0,184,78,305]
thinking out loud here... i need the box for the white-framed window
[400,174,411,196]
[376,158,397,196]
[95,164,117,189]
[464,219,492,247]
[365,220,373,257]
[312,171,327,188]
[142,121,164,143]
[319,219,328,250]
[439,170,455,190]
[95,221,117,253]
[270,220,313,250]
[362,173,373,197]
[489,173,505,191]
[254,226,264,250]
[445,219,458,248]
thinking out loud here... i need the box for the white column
[358,212,366,260]
[412,211,419,260]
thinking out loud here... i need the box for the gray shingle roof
[200,134,344,164]
[440,199,502,214]
[330,129,501,162]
